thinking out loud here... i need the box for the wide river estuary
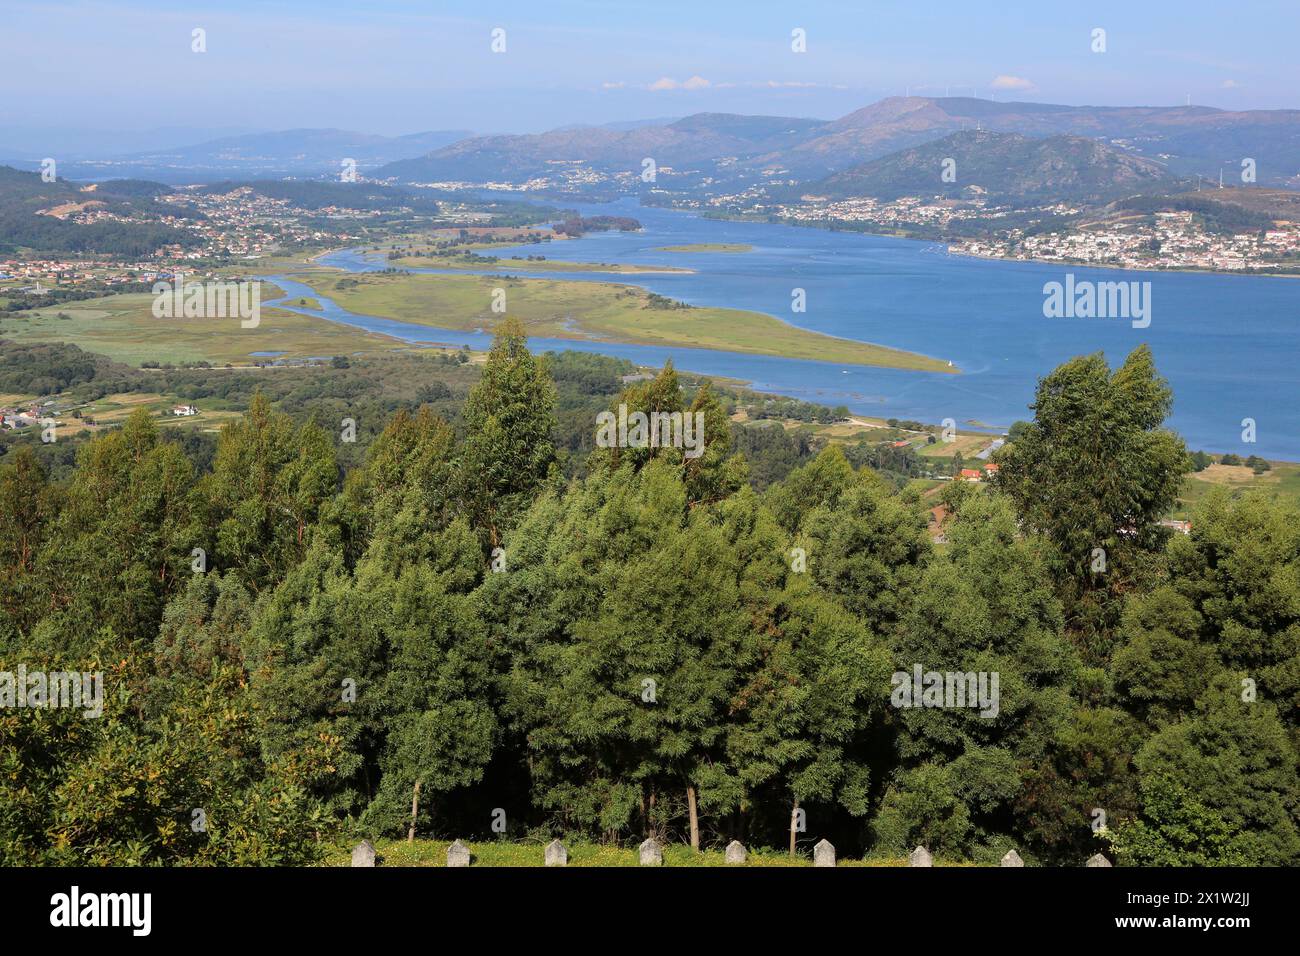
[268,197,1300,459]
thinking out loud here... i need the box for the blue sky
[3,0,1298,139]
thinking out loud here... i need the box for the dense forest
[2,322,1297,866]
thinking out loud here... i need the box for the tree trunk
[407,780,421,843]
[687,785,700,851]
[789,798,799,857]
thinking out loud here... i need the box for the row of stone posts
[351,838,1114,868]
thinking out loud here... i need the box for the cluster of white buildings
[955,210,1300,272]
[0,257,168,285]
[11,186,374,286]
[776,194,995,229]
[415,160,619,194]
[159,187,365,258]
[0,402,56,431]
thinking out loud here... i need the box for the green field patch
[0,292,408,366]
[1175,460,1300,518]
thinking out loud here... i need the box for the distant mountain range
[376,96,1300,190]
[119,128,473,172]
[379,113,825,183]
[2,128,473,184]
[8,97,1297,197]
[805,130,1187,203]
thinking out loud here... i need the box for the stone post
[544,839,568,867]
[812,839,836,867]
[446,839,471,867]
[351,840,376,867]
[639,838,663,866]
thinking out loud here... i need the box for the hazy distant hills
[806,130,1187,203]
[0,165,173,212]
[10,97,1296,195]
[123,128,473,171]
[192,178,446,213]
[378,113,828,182]
[6,128,474,184]
[378,96,1300,189]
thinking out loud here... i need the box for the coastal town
[952,208,1300,272]
[0,184,369,292]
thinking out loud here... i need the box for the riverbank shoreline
[674,206,1300,279]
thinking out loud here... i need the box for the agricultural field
[771,412,996,459]
[914,430,1000,460]
[300,270,955,372]
[82,392,242,432]
[1175,460,1300,517]
[0,391,244,443]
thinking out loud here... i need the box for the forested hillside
[2,322,1297,866]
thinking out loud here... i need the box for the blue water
[265,198,1300,458]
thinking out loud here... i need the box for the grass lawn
[322,838,959,868]
[300,271,956,373]
[0,292,409,366]
[658,243,753,253]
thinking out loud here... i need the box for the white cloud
[1221,79,1241,88]
[602,81,625,89]
[990,74,1036,91]
[648,75,710,91]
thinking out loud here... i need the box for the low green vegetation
[389,253,691,274]
[658,242,753,253]
[0,291,407,365]
[301,270,955,372]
